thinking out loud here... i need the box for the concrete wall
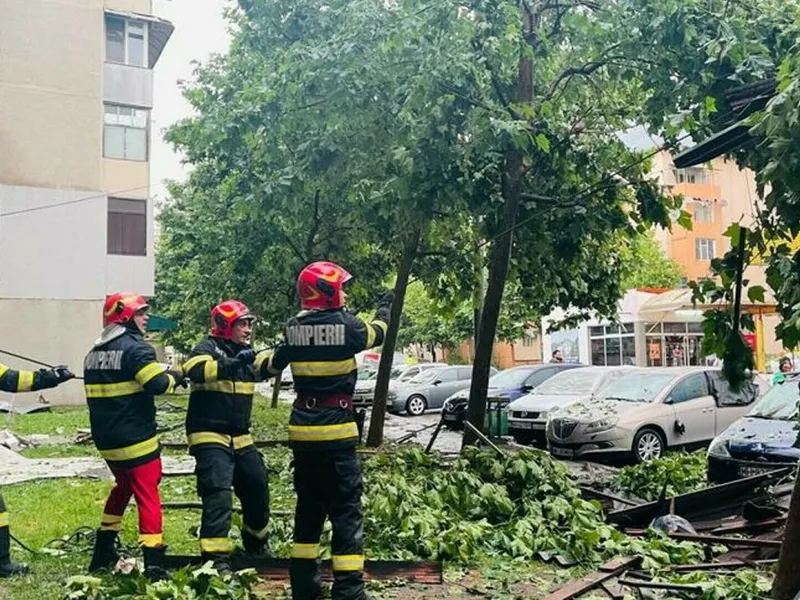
[0,298,99,406]
[0,0,103,190]
[105,0,152,14]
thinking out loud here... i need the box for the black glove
[36,368,60,389]
[235,348,256,365]
[52,365,76,384]
[379,291,395,307]
[166,369,188,389]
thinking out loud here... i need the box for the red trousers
[100,457,163,548]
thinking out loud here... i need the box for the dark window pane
[622,336,636,366]
[669,373,710,403]
[589,326,604,337]
[664,322,687,333]
[108,198,146,256]
[605,337,621,366]
[105,17,125,63]
[590,338,605,366]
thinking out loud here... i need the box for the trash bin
[486,398,510,437]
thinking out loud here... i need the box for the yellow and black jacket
[268,306,389,451]
[0,364,61,393]
[84,326,177,468]
[182,336,272,452]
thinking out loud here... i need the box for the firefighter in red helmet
[264,261,392,600]
[85,293,185,581]
[181,300,274,574]
[0,362,75,578]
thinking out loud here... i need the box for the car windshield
[357,370,375,381]
[748,379,799,420]
[488,368,534,389]
[533,370,600,396]
[599,372,675,403]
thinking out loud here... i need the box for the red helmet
[297,261,352,310]
[104,293,149,326]
[211,300,254,339]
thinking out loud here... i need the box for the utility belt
[294,393,353,412]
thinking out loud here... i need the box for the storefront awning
[638,287,778,316]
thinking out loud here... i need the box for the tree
[620,232,685,290]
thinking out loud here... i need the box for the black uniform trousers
[0,491,9,563]
[290,448,365,600]
[193,444,270,556]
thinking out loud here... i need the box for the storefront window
[645,322,704,367]
[589,323,635,366]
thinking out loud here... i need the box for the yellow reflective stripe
[139,533,163,547]
[360,318,376,348]
[332,554,365,572]
[203,361,219,382]
[243,523,270,540]
[291,359,357,377]
[0,365,8,379]
[17,371,34,392]
[188,432,254,450]
[99,436,159,462]
[183,354,213,372]
[200,538,232,553]
[267,355,281,376]
[135,362,165,386]
[288,422,359,442]
[101,513,123,532]
[188,431,231,447]
[0,512,8,528]
[191,380,255,394]
[254,351,271,372]
[372,320,388,336]
[291,543,320,559]
[85,380,144,398]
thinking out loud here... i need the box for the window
[694,202,713,223]
[105,16,148,67]
[695,238,716,260]
[668,373,710,404]
[589,323,636,366]
[645,322,705,367]
[457,367,473,380]
[108,198,147,256]
[524,369,554,389]
[522,334,537,348]
[104,104,149,161]
[673,167,708,184]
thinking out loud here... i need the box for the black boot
[290,558,323,600]
[242,530,274,557]
[0,526,28,578]
[201,552,232,577]
[142,546,171,582]
[88,530,120,573]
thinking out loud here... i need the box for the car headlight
[708,436,731,458]
[538,411,548,420]
[586,417,618,432]
[443,400,452,410]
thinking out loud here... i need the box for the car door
[429,368,461,408]
[664,373,716,445]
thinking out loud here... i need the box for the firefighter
[181,300,273,574]
[84,293,185,581]
[0,363,75,577]
[265,261,392,600]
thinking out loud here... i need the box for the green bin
[486,398,510,437]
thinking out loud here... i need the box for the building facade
[0,0,172,404]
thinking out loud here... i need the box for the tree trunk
[271,370,282,408]
[430,344,436,363]
[773,466,800,598]
[366,226,421,447]
[462,7,533,449]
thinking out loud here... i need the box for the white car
[546,367,762,463]
[506,366,636,446]
[352,363,446,407]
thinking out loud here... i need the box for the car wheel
[512,431,534,446]
[405,395,427,416]
[632,428,665,463]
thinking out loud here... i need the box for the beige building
[0,0,173,404]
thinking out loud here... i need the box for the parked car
[442,363,582,431]
[707,373,800,483]
[506,366,634,446]
[352,363,447,407]
[547,367,762,463]
[387,365,498,416]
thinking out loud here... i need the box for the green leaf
[747,285,766,304]
[535,133,551,154]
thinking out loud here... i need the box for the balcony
[103,62,153,108]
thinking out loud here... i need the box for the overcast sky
[150,0,233,202]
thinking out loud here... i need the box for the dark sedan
[707,373,799,482]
